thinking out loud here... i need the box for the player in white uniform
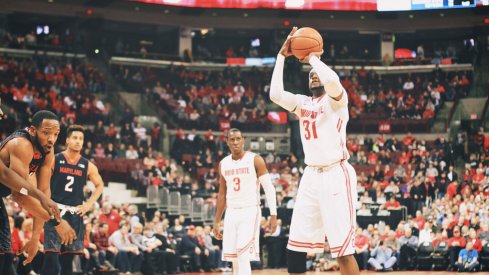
[270,27,359,275]
[213,128,278,275]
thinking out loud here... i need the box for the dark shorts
[44,211,84,253]
[0,198,12,253]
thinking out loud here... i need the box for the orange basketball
[290,27,323,60]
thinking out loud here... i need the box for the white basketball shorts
[222,205,261,261]
[287,161,358,258]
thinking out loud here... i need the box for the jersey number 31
[303,120,318,140]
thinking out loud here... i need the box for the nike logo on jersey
[78,164,85,168]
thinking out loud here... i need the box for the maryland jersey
[292,95,350,166]
[220,151,259,209]
[0,129,47,197]
[51,153,88,206]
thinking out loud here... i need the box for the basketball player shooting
[213,128,278,275]
[42,125,104,275]
[270,27,359,275]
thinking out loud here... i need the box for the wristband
[48,218,61,227]
[19,187,28,195]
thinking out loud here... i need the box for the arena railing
[158,187,170,212]
[110,55,472,74]
[146,185,160,209]
[169,191,181,215]
[180,194,192,218]
[190,197,205,223]
[0,47,86,59]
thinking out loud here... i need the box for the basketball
[290,27,323,60]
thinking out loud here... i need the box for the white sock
[237,253,251,275]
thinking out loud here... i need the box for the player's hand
[83,248,90,259]
[213,222,222,240]
[76,203,91,216]
[40,196,61,222]
[55,219,77,245]
[269,215,278,234]
[299,50,324,63]
[279,26,298,57]
[19,239,39,266]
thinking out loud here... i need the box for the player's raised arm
[306,54,348,108]
[270,27,302,112]
[79,161,104,216]
[213,162,227,240]
[254,155,277,234]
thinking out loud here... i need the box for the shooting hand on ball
[299,50,324,64]
[279,27,298,57]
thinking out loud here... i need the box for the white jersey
[293,94,350,166]
[220,151,259,209]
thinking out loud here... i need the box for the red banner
[226,58,246,65]
[378,121,391,133]
[132,0,377,11]
[219,119,231,131]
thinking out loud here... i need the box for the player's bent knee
[287,249,307,274]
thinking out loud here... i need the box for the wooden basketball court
[178,269,488,274]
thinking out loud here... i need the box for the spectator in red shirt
[413,210,426,230]
[403,132,414,146]
[446,181,458,199]
[398,152,409,165]
[422,108,434,119]
[383,196,401,210]
[432,229,449,249]
[98,203,121,235]
[354,227,370,270]
[91,223,117,267]
[395,223,405,239]
[367,152,379,164]
[448,226,466,270]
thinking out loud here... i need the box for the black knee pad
[287,249,307,274]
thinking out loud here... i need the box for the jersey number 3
[303,120,318,140]
[65,175,74,192]
[233,177,240,191]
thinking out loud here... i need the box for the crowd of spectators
[113,64,283,132]
[0,55,107,135]
[113,61,472,133]
[1,30,78,52]
[342,67,471,121]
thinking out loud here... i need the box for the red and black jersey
[0,129,47,197]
